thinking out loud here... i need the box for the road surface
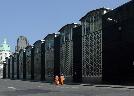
[0,79,134,96]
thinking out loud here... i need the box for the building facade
[3,60,6,78]
[44,33,59,81]
[5,57,8,78]
[33,40,45,81]
[59,23,80,82]
[13,52,19,79]
[9,55,14,79]
[25,46,33,80]
[19,49,26,79]
[102,1,134,83]
[72,25,82,82]
[80,8,110,83]
[54,35,61,77]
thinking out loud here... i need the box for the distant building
[15,36,29,52]
[0,39,11,78]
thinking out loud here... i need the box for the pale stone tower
[15,36,29,52]
[0,39,11,78]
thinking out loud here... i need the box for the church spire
[3,38,7,44]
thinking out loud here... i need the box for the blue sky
[0,0,130,52]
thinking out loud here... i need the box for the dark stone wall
[73,26,82,83]
[12,56,14,79]
[31,47,34,80]
[54,35,60,77]
[41,42,45,81]
[23,51,26,79]
[8,59,10,78]
[102,1,134,83]
[3,63,6,79]
[17,54,19,79]
[34,41,42,81]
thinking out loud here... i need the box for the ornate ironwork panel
[81,9,107,79]
[60,41,73,77]
[82,30,102,77]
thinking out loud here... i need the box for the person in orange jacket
[59,74,65,85]
[54,75,59,85]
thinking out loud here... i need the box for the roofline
[44,33,55,39]
[44,33,60,40]
[79,7,111,21]
[33,39,45,45]
[103,0,133,18]
[25,45,32,49]
[113,0,133,11]
[58,23,80,32]
[19,49,24,53]
[33,40,42,45]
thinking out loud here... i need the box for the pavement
[0,79,134,96]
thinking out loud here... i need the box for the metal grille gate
[60,41,73,77]
[82,30,102,77]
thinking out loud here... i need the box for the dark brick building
[80,8,110,83]
[25,46,33,80]
[59,23,80,82]
[72,25,82,82]
[54,35,61,78]
[44,33,60,81]
[33,40,45,81]
[102,1,134,83]
[9,55,14,79]
[19,49,26,80]
[5,57,9,78]
[13,52,19,79]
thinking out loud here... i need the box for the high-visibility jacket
[60,75,65,85]
[55,76,59,85]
